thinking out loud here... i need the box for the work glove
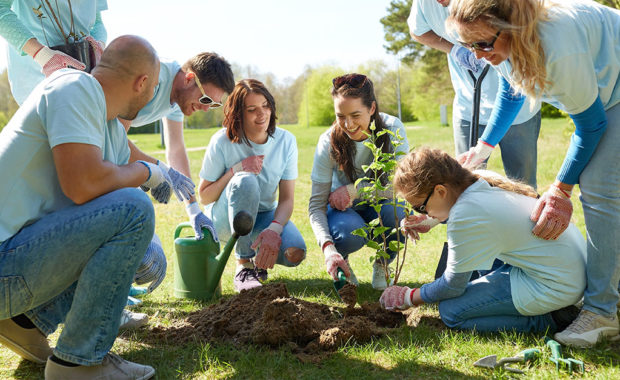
[157,160,195,201]
[134,234,167,293]
[33,46,86,77]
[137,160,173,202]
[85,36,104,65]
[457,139,494,170]
[186,201,218,241]
[231,155,264,175]
[380,286,417,311]
[324,244,351,280]
[252,222,283,270]
[400,214,441,240]
[530,185,573,240]
[450,45,485,73]
[328,184,357,211]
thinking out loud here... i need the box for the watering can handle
[174,222,193,240]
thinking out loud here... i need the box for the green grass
[2,119,618,379]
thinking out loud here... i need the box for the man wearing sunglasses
[407,0,542,194]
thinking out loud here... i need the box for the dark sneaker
[256,268,268,282]
[234,264,262,292]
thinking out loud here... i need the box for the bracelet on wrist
[32,45,45,59]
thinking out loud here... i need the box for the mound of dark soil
[149,283,405,361]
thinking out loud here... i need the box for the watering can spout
[212,210,254,279]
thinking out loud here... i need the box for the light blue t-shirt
[200,127,298,212]
[407,0,540,124]
[446,179,586,315]
[0,69,130,243]
[3,0,108,104]
[311,113,409,191]
[130,60,184,127]
[494,0,620,114]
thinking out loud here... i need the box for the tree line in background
[0,0,617,132]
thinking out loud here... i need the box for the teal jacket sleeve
[88,10,106,43]
[0,0,36,52]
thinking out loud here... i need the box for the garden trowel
[474,348,541,374]
[333,268,348,297]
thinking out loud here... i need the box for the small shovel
[333,268,347,297]
[474,348,541,374]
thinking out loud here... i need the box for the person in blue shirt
[0,35,159,379]
[408,0,541,188]
[381,147,586,334]
[450,0,620,347]
[0,0,107,104]
[308,74,409,291]
[198,79,306,292]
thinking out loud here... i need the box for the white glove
[157,160,195,201]
[33,46,86,77]
[400,214,441,240]
[457,139,494,170]
[138,160,172,189]
[324,244,350,280]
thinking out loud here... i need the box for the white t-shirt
[200,127,298,212]
[0,70,130,243]
[446,179,587,315]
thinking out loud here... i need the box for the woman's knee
[283,247,306,267]
[229,173,260,193]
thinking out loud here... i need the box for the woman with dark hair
[308,73,410,290]
[198,79,306,292]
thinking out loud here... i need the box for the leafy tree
[297,65,345,127]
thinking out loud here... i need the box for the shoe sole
[0,332,48,364]
[555,326,620,347]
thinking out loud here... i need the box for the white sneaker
[344,258,358,286]
[372,261,393,290]
[45,352,154,380]
[554,309,619,347]
[119,309,148,330]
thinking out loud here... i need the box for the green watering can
[173,211,253,301]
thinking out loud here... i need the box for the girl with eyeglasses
[448,0,620,347]
[380,147,586,334]
[198,79,306,292]
[308,73,410,290]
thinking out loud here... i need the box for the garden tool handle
[174,222,193,240]
[518,348,541,362]
[337,268,347,282]
[546,339,563,359]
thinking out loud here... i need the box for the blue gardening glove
[450,45,485,73]
[134,234,167,293]
[186,201,218,241]
[157,160,195,202]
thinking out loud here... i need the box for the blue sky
[0,0,399,82]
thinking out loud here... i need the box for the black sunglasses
[412,187,434,215]
[459,30,501,52]
[332,73,367,89]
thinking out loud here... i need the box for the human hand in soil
[380,286,417,310]
[252,222,283,269]
[33,46,86,77]
[400,214,440,240]
[231,155,264,175]
[323,244,351,280]
[531,184,573,240]
[328,184,357,211]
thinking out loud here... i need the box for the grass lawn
[2,119,618,379]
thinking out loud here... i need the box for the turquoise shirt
[494,0,620,113]
[1,0,108,104]
[407,0,540,124]
[446,179,587,315]
[200,127,298,212]
[0,69,130,243]
[130,60,184,127]
[311,113,409,191]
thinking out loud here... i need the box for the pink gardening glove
[231,155,264,175]
[530,185,573,240]
[328,184,357,211]
[323,244,350,280]
[457,140,494,170]
[400,214,440,240]
[252,222,282,269]
[379,286,416,311]
[85,36,104,65]
[33,46,86,77]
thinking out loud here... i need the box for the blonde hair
[448,0,552,99]
[393,147,538,204]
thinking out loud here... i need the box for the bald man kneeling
[0,35,163,380]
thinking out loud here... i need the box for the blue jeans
[438,265,557,333]
[207,173,306,266]
[0,188,154,365]
[579,103,620,318]
[454,111,541,188]
[327,200,406,263]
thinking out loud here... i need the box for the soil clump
[337,283,358,308]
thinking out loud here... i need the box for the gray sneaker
[45,353,155,380]
[119,309,149,330]
[554,309,619,347]
[0,318,52,364]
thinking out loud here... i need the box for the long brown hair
[330,74,392,185]
[223,79,277,146]
[447,0,551,100]
[393,147,538,204]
